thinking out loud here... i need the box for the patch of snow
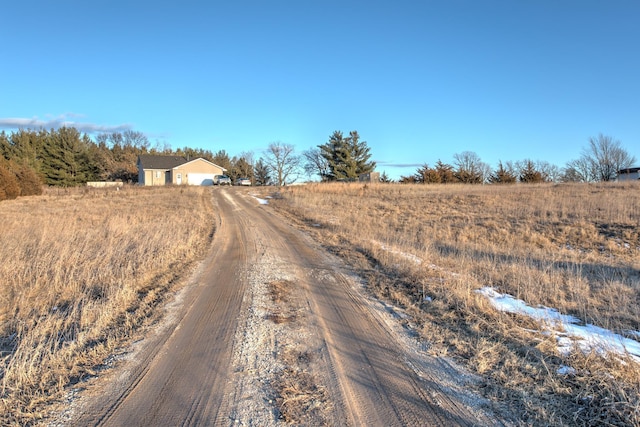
[378,243,423,265]
[253,196,269,205]
[556,365,576,376]
[477,287,640,363]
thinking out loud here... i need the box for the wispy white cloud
[0,114,133,134]
[375,161,422,169]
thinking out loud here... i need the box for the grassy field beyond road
[271,181,640,426]
[0,186,214,425]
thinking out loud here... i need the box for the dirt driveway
[65,188,506,426]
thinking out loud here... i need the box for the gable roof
[138,154,187,170]
[178,157,227,172]
[618,167,640,174]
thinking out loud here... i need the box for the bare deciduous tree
[264,142,301,186]
[453,151,489,184]
[567,134,636,182]
[563,157,593,182]
[302,147,330,181]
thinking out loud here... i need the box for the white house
[617,167,640,181]
[137,155,227,186]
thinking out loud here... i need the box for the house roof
[179,157,227,172]
[138,154,187,170]
[618,167,640,174]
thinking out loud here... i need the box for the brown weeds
[271,181,640,426]
[0,186,214,425]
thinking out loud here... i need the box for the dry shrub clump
[0,186,214,425]
[264,277,331,425]
[271,181,640,425]
[274,347,329,425]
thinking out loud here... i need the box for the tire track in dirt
[236,190,506,426]
[62,188,507,426]
[70,189,250,426]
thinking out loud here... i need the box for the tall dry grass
[270,181,640,426]
[0,186,214,425]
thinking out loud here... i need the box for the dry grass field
[0,186,214,426]
[2,182,639,426]
[270,181,640,426]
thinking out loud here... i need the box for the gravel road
[63,188,507,426]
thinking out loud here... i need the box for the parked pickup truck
[213,175,232,185]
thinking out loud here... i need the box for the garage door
[187,173,215,186]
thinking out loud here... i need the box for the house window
[155,171,161,178]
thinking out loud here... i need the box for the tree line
[397,134,636,185]
[0,127,376,200]
[0,127,242,200]
[0,127,635,201]
[265,132,636,186]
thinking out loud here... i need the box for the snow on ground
[252,195,269,205]
[476,287,640,363]
[374,243,640,365]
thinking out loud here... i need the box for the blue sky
[1,0,638,179]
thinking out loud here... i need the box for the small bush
[0,165,20,201]
[15,165,43,196]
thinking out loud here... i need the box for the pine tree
[231,156,253,181]
[318,131,347,181]
[434,160,456,183]
[347,131,375,178]
[253,158,271,185]
[212,150,232,172]
[380,171,392,183]
[489,161,517,184]
[318,130,375,181]
[518,159,544,183]
[41,127,94,186]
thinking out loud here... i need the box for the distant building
[137,155,227,186]
[358,172,380,182]
[617,167,640,182]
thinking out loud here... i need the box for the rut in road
[67,188,505,426]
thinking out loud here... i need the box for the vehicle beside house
[137,155,227,186]
[235,177,251,186]
[213,175,232,185]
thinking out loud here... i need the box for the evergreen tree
[399,175,418,183]
[380,171,392,183]
[415,163,446,183]
[0,131,10,160]
[253,158,271,185]
[346,131,375,178]
[212,150,232,172]
[41,127,94,186]
[318,130,375,181]
[453,151,487,184]
[518,159,545,183]
[489,161,517,184]
[434,160,456,183]
[318,130,347,181]
[230,156,253,181]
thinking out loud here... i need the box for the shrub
[15,165,43,196]
[0,165,20,201]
